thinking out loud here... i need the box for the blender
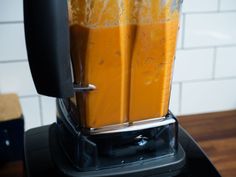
[23,0,196,176]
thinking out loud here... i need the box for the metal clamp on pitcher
[23,0,186,177]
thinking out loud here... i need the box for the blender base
[24,123,185,177]
[24,123,222,177]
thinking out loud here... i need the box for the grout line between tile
[173,76,236,84]
[20,95,38,98]
[38,96,44,126]
[217,0,221,12]
[0,59,27,64]
[183,44,236,50]
[212,47,218,79]
[178,82,183,114]
[176,47,215,52]
[182,10,236,15]
[0,21,23,25]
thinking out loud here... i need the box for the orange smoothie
[69,0,181,128]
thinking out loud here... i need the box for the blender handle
[23,0,73,98]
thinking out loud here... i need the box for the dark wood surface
[0,161,24,177]
[179,110,236,177]
[0,110,236,177]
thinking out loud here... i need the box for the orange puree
[69,0,180,128]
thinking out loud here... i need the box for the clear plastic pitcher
[68,0,182,129]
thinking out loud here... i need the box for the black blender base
[24,123,185,177]
[24,124,221,177]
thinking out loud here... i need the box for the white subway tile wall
[0,0,236,130]
[215,46,236,78]
[169,83,181,115]
[184,13,236,48]
[0,62,36,96]
[219,0,236,11]
[182,0,219,13]
[0,0,23,22]
[173,48,214,82]
[20,96,41,130]
[181,79,236,114]
[40,96,56,126]
[0,24,27,61]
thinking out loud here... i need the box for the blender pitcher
[24,0,182,130]
[24,0,186,175]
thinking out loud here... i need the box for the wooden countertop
[1,110,236,177]
[0,161,24,177]
[179,110,236,177]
